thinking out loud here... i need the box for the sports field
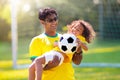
[0,38,120,80]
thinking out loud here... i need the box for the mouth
[51,24,56,27]
[51,24,57,28]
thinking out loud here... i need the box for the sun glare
[23,4,30,12]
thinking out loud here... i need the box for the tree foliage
[1,0,119,41]
[0,0,11,41]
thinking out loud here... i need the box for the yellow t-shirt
[77,35,87,43]
[77,35,87,52]
[29,33,75,80]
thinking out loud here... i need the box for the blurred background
[0,0,120,80]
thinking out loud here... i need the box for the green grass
[82,39,120,63]
[0,38,120,80]
[74,67,120,80]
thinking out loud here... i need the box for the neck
[45,32,57,36]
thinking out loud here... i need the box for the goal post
[11,0,18,69]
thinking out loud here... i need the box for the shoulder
[30,33,46,44]
[32,33,45,40]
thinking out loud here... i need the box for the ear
[40,20,45,25]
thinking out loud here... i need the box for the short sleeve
[29,37,42,60]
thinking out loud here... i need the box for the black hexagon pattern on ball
[61,45,67,51]
[67,37,74,43]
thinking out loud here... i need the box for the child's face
[71,24,84,36]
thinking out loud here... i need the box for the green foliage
[0,19,10,41]
[0,5,11,24]
[0,0,11,41]
[16,0,99,37]
[41,0,98,31]
[0,0,120,41]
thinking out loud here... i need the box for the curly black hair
[38,7,58,20]
[80,22,90,43]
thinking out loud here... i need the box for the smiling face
[38,7,59,36]
[67,21,84,36]
[71,23,84,36]
[67,20,96,43]
[41,14,58,35]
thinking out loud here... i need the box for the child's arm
[80,42,88,51]
[72,38,83,65]
[77,38,88,51]
[72,46,83,65]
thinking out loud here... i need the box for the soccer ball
[58,33,78,54]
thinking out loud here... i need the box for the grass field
[0,38,120,80]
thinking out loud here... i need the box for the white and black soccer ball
[58,33,78,54]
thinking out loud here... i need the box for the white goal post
[11,0,18,69]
